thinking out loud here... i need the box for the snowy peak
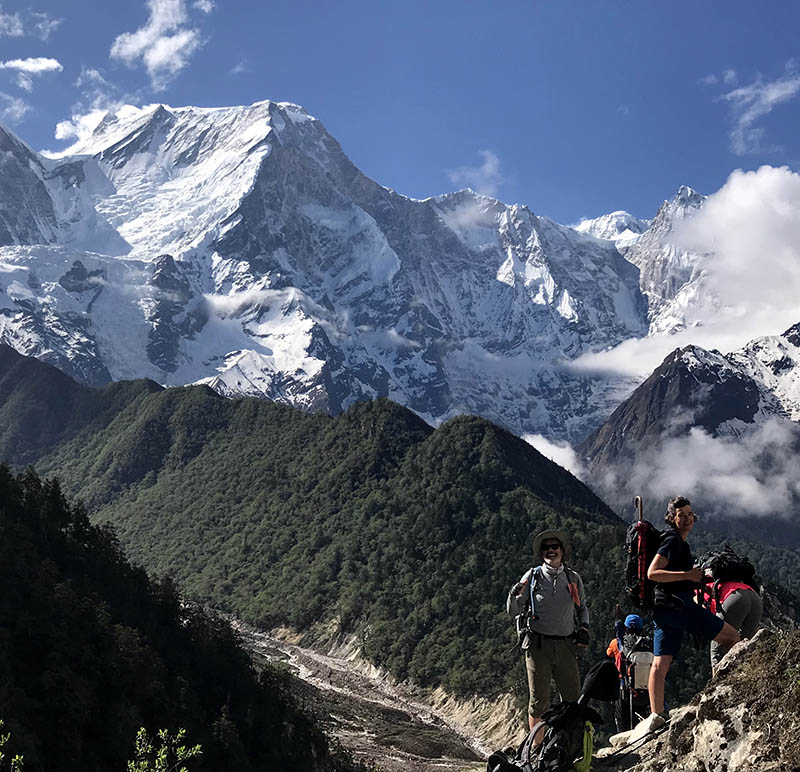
[728,322,800,421]
[574,210,649,241]
[650,184,706,234]
[0,122,60,246]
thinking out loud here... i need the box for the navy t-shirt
[656,530,694,594]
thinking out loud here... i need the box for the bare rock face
[597,628,800,772]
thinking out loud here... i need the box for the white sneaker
[624,712,666,745]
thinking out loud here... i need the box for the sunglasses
[541,542,562,551]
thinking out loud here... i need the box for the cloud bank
[608,417,800,520]
[570,165,800,379]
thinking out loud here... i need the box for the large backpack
[486,660,618,772]
[698,545,759,589]
[486,703,597,772]
[621,633,654,691]
[623,518,664,611]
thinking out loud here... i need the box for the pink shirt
[703,580,754,613]
[718,580,753,605]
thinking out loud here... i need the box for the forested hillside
[0,463,365,772]
[0,345,795,712]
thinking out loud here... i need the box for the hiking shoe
[644,712,667,732]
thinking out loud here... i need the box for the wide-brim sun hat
[533,529,571,560]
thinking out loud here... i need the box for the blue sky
[1,0,799,224]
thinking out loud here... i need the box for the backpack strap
[565,566,583,607]
[712,579,722,613]
[528,565,542,621]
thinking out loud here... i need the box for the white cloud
[231,59,248,76]
[45,67,140,152]
[0,57,62,91]
[624,418,800,519]
[722,69,738,86]
[523,434,585,478]
[0,5,23,36]
[0,57,63,72]
[0,91,30,122]
[110,0,204,91]
[0,7,60,39]
[30,11,61,40]
[447,150,503,197]
[617,104,631,116]
[721,64,800,155]
[54,108,107,141]
[699,73,719,86]
[675,165,800,334]
[355,326,421,352]
[193,0,214,12]
[570,165,800,379]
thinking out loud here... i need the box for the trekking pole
[601,717,672,763]
[629,685,634,732]
[633,495,646,608]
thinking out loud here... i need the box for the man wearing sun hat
[507,529,590,737]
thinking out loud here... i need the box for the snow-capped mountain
[0,100,720,442]
[578,341,784,472]
[728,322,800,422]
[575,210,649,242]
[580,320,800,468]
[577,322,800,533]
[617,185,710,334]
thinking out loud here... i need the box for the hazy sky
[2,0,800,224]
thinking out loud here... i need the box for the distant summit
[575,210,649,241]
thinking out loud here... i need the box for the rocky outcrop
[596,628,800,771]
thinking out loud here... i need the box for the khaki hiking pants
[524,636,581,716]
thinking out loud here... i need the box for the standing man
[507,529,590,736]
[645,496,740,731]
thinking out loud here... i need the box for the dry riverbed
[238,624,487,772]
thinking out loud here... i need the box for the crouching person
[646,496,740,731]
[507,529,590,740]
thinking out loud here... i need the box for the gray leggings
[710,588,763,667]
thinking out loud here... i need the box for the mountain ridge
[0,101,712,443]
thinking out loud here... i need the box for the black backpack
[623,519,664,610]
[621,632,652,659]
[486,660,619,772]
[698,545,760,593]
[487,703,598,772]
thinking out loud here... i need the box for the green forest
[1,343,797,731]
[0,464,365,772]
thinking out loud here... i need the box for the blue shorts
[653,592,724,658]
